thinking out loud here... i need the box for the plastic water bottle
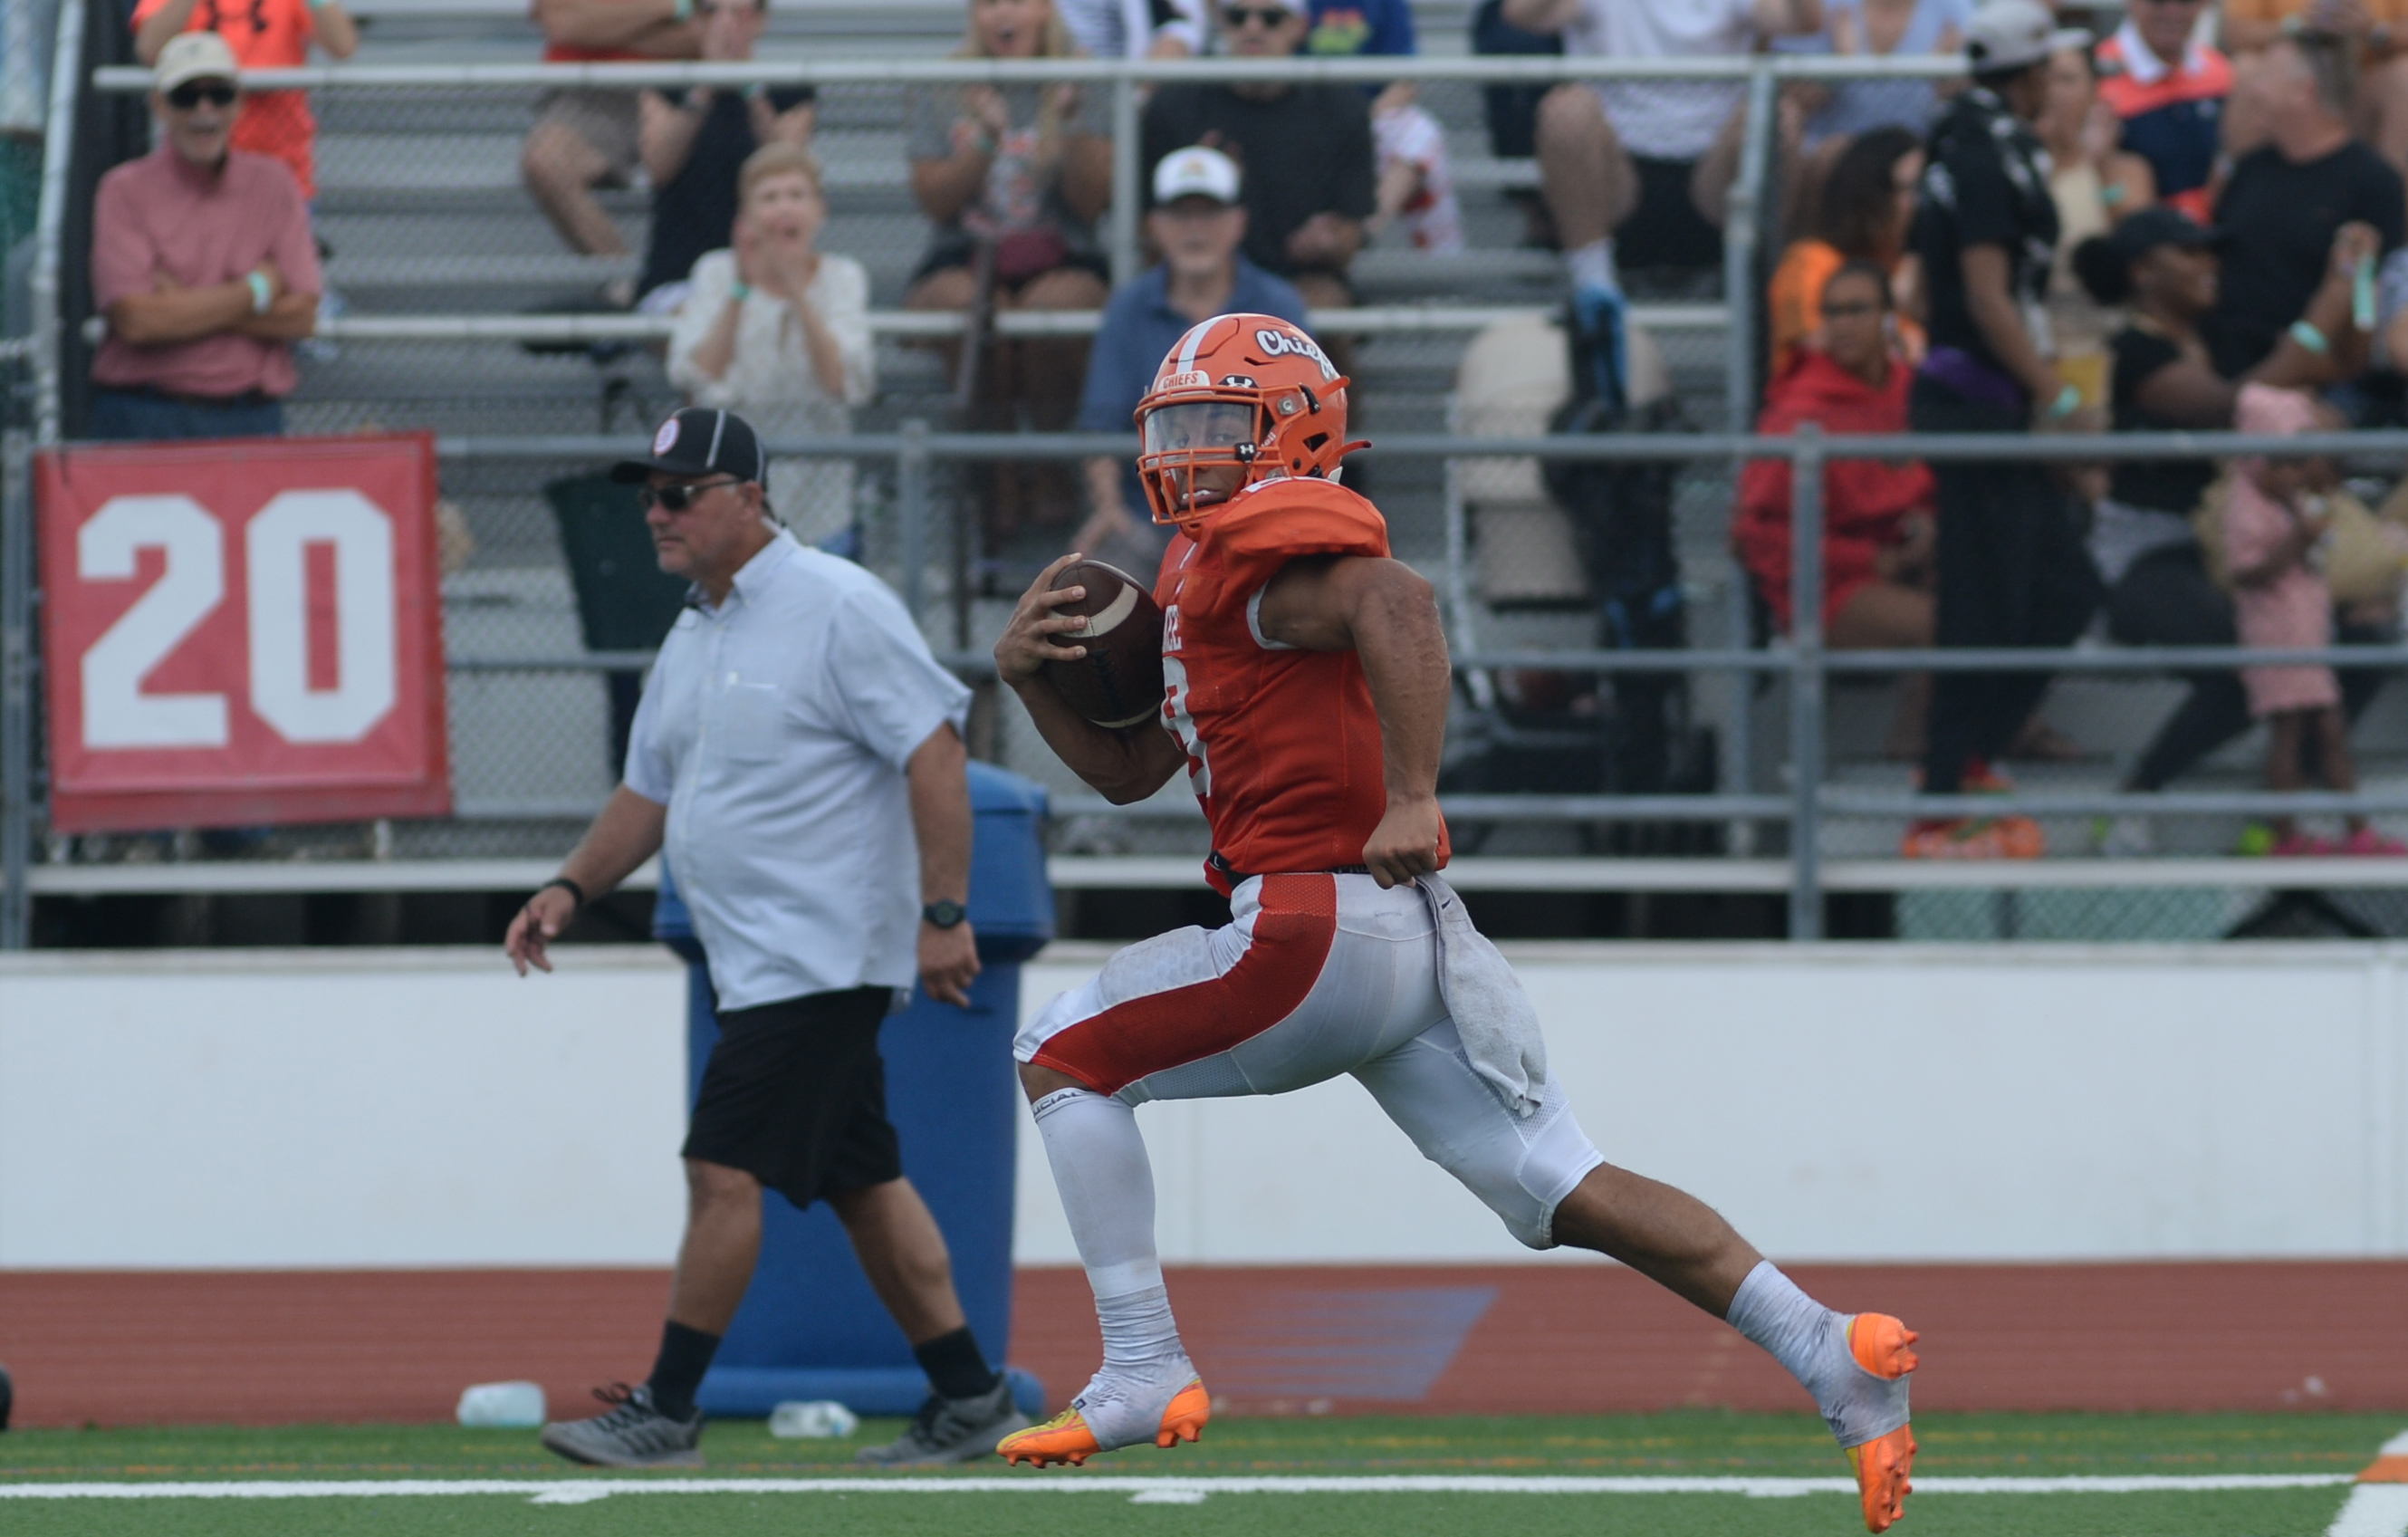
[768,1400,859,1439]
[456,1381,547,1428]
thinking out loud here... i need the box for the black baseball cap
[609,408,767,485]
[2107,206,2227,264]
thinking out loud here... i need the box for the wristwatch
[921,900,968,929]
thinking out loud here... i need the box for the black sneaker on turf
[539,1382,704,1468]
[855,1378,1031,1466]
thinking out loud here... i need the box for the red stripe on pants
[1032,873,1339,1095]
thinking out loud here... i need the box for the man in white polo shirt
[505,408,1030,1468]
[1502,0,1820,405]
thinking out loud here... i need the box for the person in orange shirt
[132,0,359,202]
[1764,124,1925,379]
[2224,0,2408,179]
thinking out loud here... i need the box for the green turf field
[0,1411,2397,1536]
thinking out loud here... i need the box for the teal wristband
[245,270,271,313]
[728,280,753,303]
[2290,319,2331,355]
[2047,383,2081,419]
[674,0,693,19]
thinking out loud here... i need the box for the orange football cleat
[1842,1314,1919,1532]
[998,1379,1211,1468]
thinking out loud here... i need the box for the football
[1041,560,1167,730]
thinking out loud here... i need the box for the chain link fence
[19,31,2408,943]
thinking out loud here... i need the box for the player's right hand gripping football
[994,552,1093,686]
[504,886,578,976]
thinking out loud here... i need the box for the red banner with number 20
[37,435,449,833]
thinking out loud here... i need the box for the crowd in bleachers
[76,0,2408,857]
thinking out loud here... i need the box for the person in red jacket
[1734,260,1935,647]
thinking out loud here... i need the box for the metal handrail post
[1788,423,1824,941]
[1109,73,1141,286]
[30,0,85,445]
[3,432,33,949]
[1439,396,1493,708]
[1723,62,1773,437]
[898,418,931,624]
[1722,62,1775,858]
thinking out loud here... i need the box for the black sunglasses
[1221,5,1294,26]
[638,476,743,512]
[167,82,237,110]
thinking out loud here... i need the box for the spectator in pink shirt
[88,32,321,441]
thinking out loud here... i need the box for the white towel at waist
[1416,872,1548,1118]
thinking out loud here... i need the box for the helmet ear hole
[1303,432,1329,453]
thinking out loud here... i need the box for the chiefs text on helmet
[1133,313,1367,526]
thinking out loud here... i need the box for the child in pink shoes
[2225,385,2406,857]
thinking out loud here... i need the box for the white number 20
[76,491,399,751]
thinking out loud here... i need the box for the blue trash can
[651,761,1054,1417]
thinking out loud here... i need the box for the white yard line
[2330,1487,2408,1537]
[2326,1428,2408,1537]
[0,1474,2361,1502]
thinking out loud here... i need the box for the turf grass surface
[0,1410,2394,1536]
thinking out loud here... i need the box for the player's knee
[520,128,584,194]
[685,1158,760,1213]
[906,267,978,312]
[1429,1100,1605,1250]
[1018,1059,1090,1103]
[1534,83,1604,155]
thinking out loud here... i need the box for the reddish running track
[2,1262,2402,1427]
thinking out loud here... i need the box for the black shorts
[682,985,903,1210]
[1618,153,1724,274]
[908,233,1113,290]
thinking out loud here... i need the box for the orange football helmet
[1133,313,1366,526]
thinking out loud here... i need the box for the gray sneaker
[539,1383,705,1469]
[855,1379,1031,1466]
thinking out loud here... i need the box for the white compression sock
[1030,1087,1197,1449]
[1723,1260,1910,1446]
[1564,237,1621,294]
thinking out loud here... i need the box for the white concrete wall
[0,947,688,1267]
[1015,943,2408,1266]
[2,942,2401,1269]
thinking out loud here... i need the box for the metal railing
[75,303,1729,345]
[46,50,1966,445]
[18,420,2408,936]
[401,423,2408,934]
[24,40,2408,937]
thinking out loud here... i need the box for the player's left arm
[1255,554,1449,889]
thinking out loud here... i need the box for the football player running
[992,313,1920,1532]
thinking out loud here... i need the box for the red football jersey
[1154,475,1452,893]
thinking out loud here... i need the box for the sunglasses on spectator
[1819,298,1883,318]
[1221,5,1296,27]
[167,81,237,110]
[638,476,743,512]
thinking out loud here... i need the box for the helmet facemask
[1137,394,1267,527]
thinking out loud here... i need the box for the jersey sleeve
[1198,479,1391,591]
[825,581,974,771]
